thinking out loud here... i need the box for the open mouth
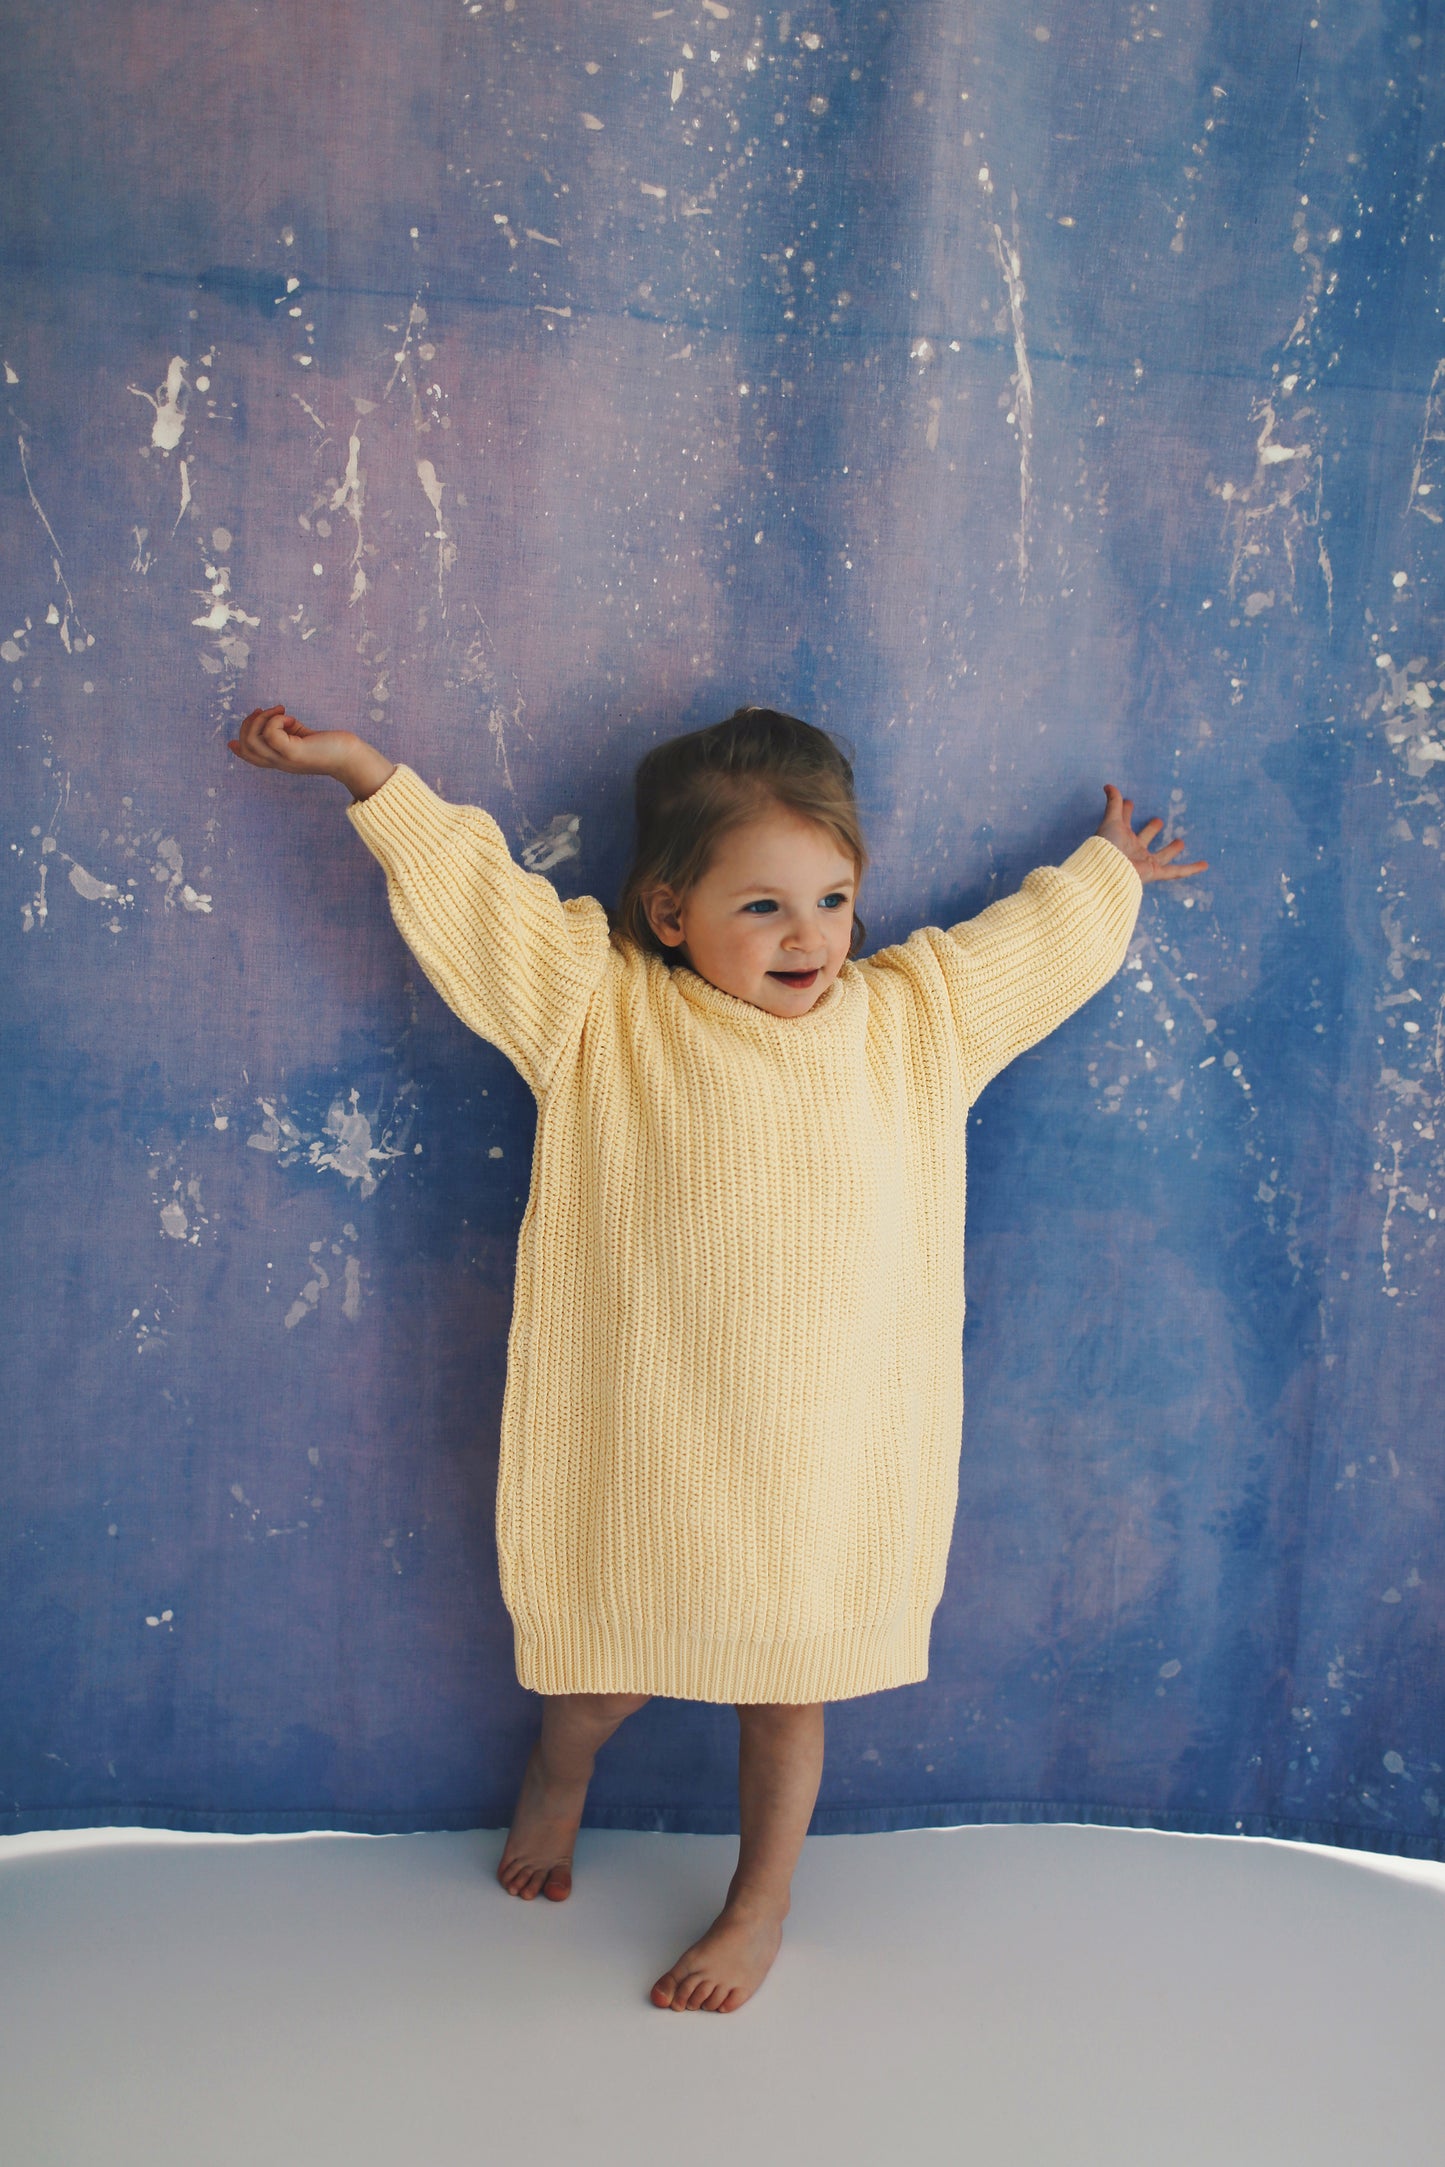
[769,968,819,988]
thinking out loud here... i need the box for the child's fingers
[230,706,305,767]
[238,705,285,745]
[253,712,298,765]
[227,706,281,763]
[1143,854,1209,880]
[263,715,328,769]
[236,715,281,749]
[263,710,305,751]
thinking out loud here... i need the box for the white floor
[1,1820,1441,2167]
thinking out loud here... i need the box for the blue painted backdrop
[3,0,1442,1858]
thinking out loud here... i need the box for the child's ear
[643,886,686,948]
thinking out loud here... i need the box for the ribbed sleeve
[939,835,1142,1101]
[345,762,610,1096]
[863,834,1142,1105]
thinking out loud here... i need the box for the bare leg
[651,1701,826,2013]
[497,1691,650,1901]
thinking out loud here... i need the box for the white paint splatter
[1406,357,1445,522]
[285,1261,329,1329]
[147,834,213,912]
[992,203,1033,595]
[416,457,456,605]
[310,1088,407,1194]
[520,813,581,873]
[384,298,428,402]
[278,1222,365,1328]
[329,429,368,604]
[1367,654,1443,780]
[128,356,188,451]
[191,551,260,640]
[20,858,47,933]
[416,457,444,519]
[1215,400,1323,611]
[247,1100,308,1158]
[245,1089,411,1198]
[17,434,87,645]
[448,606,523,799]
[67,861,121,903]
[1378,1136,1404,1296]
[154,836,184,900]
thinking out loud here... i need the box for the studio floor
[1,1819,1440,2167]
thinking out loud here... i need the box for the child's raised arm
[228,705,610,1097]
[228,705,395,799]
[861,785,1206,1105]
[947,784,1207,1099]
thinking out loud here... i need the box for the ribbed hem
[1059,833,1144,950]
[344,760,437,852]
[512,1608,933,1704]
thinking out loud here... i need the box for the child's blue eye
[744,896,847,914]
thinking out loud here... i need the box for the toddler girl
[229,700,1206,2014]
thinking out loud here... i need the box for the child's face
[643,806,859,1016]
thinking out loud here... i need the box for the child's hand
[1095,784,1208,883]
[228,705,356,778]
[227,707,396,800]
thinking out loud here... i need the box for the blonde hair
[609,706,870,965]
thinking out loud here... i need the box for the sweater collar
[667,957,853,1034]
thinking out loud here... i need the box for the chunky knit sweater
[347,763,1142,1704]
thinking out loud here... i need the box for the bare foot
[650,1899,786,2013]
[496,1742,589,1902]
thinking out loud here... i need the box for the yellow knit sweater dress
[347,763,1142,1705]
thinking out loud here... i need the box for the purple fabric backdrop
[2,0,1442,1856]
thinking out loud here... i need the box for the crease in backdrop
[1,0,1441,1857]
